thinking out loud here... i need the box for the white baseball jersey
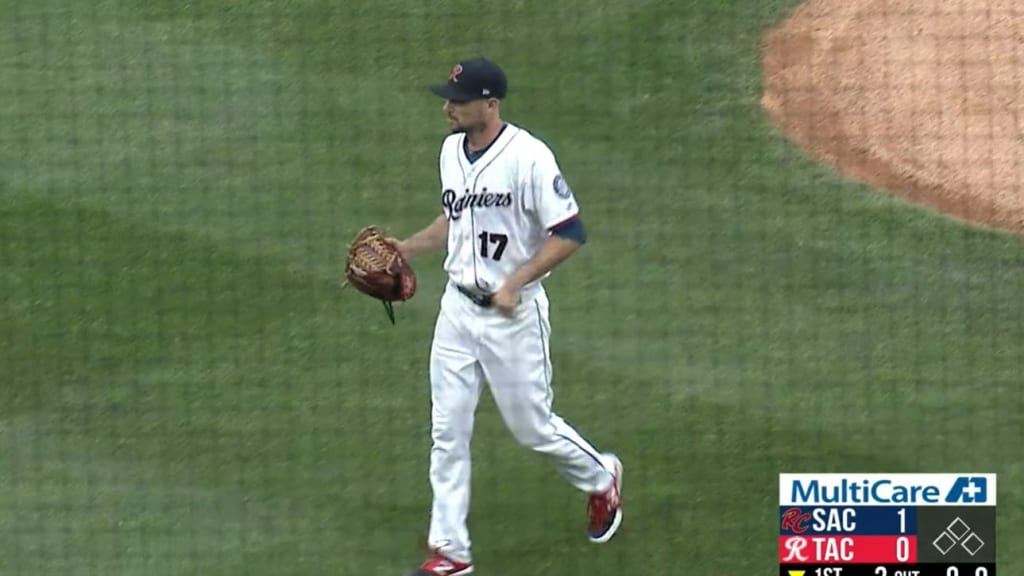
[439,123,579,293]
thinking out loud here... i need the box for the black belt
[456,284,493,308]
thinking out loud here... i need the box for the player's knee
[431,412,473,446]
[432,420,463,444]
[507,423,549,449]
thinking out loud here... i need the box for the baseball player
[392,57,623,576]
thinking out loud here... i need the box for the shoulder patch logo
[553,174,573,199]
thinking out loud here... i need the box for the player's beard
[452,121,487,137]
[448,114,485,135]
[448,117,472,135]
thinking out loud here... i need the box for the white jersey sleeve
[526,144,580,230]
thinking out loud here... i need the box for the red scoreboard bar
[779,535,917,564]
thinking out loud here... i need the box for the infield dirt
[761,0,1024,234]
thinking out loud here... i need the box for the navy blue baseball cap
[430,57,507,102]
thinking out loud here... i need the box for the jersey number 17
[478,231,508,261]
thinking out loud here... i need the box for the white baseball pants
[426,282,614,564]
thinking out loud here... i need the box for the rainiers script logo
[782,537,809,562]
[442,188,513,221]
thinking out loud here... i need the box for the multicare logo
[946,476,988,503]
[779,474,996,506]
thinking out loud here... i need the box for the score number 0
[873,509,989,576]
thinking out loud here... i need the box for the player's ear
[489,100,501,118]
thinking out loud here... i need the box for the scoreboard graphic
[779,474,997,576]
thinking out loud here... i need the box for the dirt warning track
[761,0,1024,234]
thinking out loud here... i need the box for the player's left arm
[493,150,585,315]
[502,218,586,292]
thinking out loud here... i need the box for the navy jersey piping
[466,127,521,292]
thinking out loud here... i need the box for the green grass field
[2,1,1022,574]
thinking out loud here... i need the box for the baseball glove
[342,225,416,324]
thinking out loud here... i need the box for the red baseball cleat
[587,454,623,543]
[410,550,474,576]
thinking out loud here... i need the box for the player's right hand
[492,283,521,318]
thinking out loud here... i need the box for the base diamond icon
[961,533,985,556]
[946,517,971,540]
[933,531,957,555]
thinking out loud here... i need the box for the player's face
[443,99,491,133]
